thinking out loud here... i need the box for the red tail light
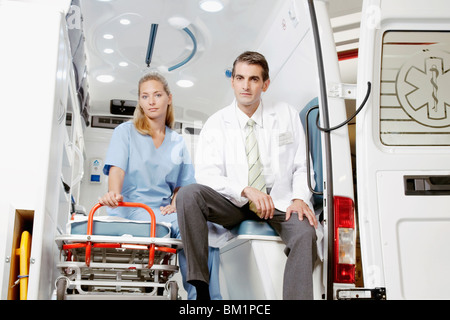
[334,196,356,283]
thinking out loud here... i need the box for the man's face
[231,62,270,112]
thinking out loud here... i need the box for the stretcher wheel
[167,281,178,300]
[56,277,69,300]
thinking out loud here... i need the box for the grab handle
[85,202,156,268]
[304,105,323,196]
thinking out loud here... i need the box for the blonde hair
[133,72,174,136]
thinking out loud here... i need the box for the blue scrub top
[103,121,195,223]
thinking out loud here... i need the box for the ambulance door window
[380,31,450,146]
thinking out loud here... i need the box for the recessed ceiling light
[199,0,224,12]
[168,16,191,29]
[103,48,114,54]
[120,19,131,25]
[119,61,128,67]
[103,34,114,39]
[176,79,194,88]
[96,75,114,83]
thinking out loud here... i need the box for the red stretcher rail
[62,202,176,268]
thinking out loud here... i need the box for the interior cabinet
[0,2,84,299]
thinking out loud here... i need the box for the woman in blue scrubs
[99,72,221,300]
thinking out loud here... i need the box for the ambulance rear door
[355,0,450,299]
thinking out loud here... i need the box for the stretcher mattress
[68,216,171,238]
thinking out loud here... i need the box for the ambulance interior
[77,0,361,300]
[0,0,363,300]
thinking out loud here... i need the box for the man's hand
[242,186,275,219]
[286,199,318,228]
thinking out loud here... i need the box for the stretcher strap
[11,275,29,288]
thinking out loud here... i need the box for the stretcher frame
[54,202,182,300]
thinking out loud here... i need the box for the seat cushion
[231,220,278,237]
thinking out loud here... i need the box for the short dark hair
[231,51,270,81]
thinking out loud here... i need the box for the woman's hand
[100,166,125,208]
[161,187,180,215]
[99,191,123,208]
[160,204,176,215]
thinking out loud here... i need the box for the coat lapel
[261,101,283,187]
[222,101,247,185]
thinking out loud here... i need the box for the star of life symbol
[396,48,450,128]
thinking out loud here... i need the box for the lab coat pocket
[279,131,294,146]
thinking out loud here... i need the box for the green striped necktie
[245,118,267,217]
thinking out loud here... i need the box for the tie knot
[247,118,256,128]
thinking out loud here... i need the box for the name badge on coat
[279,131,294,146]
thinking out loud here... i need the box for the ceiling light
[176,79,194,88]
[119,61,128,67]
[168,16,191,29]
[199,0,224,12]
[120,19,131,25]
[103,34,114,39]
[103,48,114,54]
[96,75,114,83]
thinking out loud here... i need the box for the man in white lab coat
[176,51,318,300]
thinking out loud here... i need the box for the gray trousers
[176,183,317,300]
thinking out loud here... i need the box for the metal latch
[336,287,386,300]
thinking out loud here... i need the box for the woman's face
[139,79,172,122]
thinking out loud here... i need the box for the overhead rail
[146,23,159,67]
[168,27,197,72]
[145,23,197,71]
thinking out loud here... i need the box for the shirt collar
[235,100,264,130]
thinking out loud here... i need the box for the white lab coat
[195,99,314,213]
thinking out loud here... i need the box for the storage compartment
[7,210,34,300]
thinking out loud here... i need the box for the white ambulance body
[353,0,450,299]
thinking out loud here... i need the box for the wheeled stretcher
[54,202,182,300]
